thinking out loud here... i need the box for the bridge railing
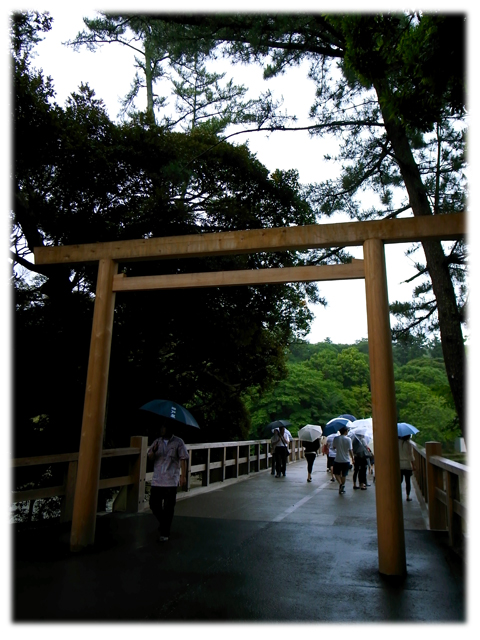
[411,440,467,549]
[11,437,305,522]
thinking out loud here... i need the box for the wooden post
[364,238,406,576]
[126,436,148,512]
[426,441,447,530]
[60,460,78,523]
[203,448,211,486]
[70,259,118,552]
[186,450,192,492]
[446,471,460,547]
[221,446,226,481]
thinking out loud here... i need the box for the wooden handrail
[411,441,467,549]
[12,446,141,468]
[11,437,305,519]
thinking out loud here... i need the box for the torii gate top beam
[34,213,465,265]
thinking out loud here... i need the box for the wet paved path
[13,456,465,622]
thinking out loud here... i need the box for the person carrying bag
[271,426,291,478]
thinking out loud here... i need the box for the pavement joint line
[272,479,331,522]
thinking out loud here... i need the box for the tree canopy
[13,11,354,455]
[142,11,467,437]
[246,338,459,451]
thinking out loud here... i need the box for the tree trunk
[374,80,466,438]
[144,38,155,124]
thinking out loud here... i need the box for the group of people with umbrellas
[140,399,420,543]
[268,414,419,499]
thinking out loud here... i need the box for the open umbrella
[323,419,352,437]
[349,425,372,445]
[397,422,419,437]
[298,424,323,442]
[140,399,200,428]
[267,419,291,430]
[340,414,356,422]
[262,420,292,438]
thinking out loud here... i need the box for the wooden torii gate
[34,213,465,576]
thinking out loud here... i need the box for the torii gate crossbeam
[33,212,465,576]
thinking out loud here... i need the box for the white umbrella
[349,419,373,445]
[349,427,372,444]
[350,418,373,430]
[298,424,323,442]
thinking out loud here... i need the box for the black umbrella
[262,420,291,437]
[140,399,200,428]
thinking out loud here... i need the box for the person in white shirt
[147,421,189,542]
[332,426,355,494]
[271,426,291,477]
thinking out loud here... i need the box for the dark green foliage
[246,338,460,449]
[12,12,327,460]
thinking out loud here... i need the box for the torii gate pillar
[70,258,118,551]
[364,238,406,576]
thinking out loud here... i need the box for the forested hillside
[244,337,460,450]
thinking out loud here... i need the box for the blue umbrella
[397,422,419,437]
[326,417,351,426]
[140,399,200,428]
[323,419,352,437]
[340,414,356,422]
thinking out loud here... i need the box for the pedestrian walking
[271,426,291,477]
[147,420,189,542]
[351,433,370,490]
[303,438,321,482]
[325,433,337,482]
[399,434,416,501]
[332,426,354,494]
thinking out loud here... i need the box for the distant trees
[246,339,459,450]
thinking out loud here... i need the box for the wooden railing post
[186,450,193,492]
[126,436,148,512]
[60,460,78,523]
[203,448,211,486]
[426,441,447,530]
[446,471,461,547]
[70,259,118,552]
[364,238,406,576]
[221,446,226,481]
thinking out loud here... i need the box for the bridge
[13,449,465,622]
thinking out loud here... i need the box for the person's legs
[280,448,288,475]
[328,456,336,481]
[275,448,282,477]
[353,458,360,487]
[150,486,177,539]
[404,470,412,500]
[161,487,178,536]
[333,462,346,492]
[306,453,314,480]
[359,458,368,488]
[149,486,165,533]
